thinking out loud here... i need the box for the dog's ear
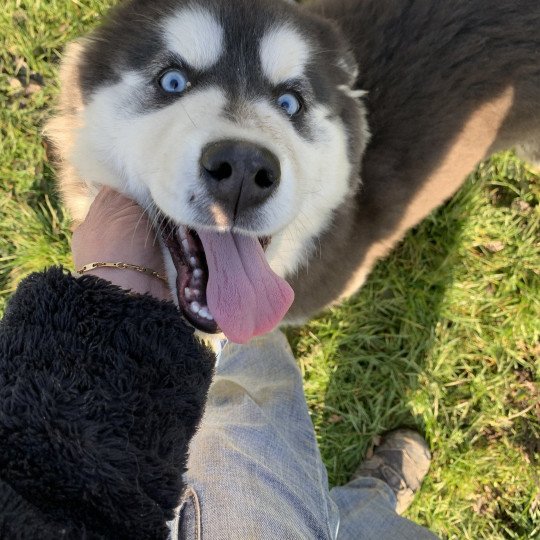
[44,39,96,225]
[337,50,367,99]
[57,40,88,113]
[338,50,359,87]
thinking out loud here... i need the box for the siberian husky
[47,0,540,343]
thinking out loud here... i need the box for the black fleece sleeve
[0,267,215,540]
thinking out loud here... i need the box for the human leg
[330,430,439,540]
[177,331,339,539]
[174,332,438,540]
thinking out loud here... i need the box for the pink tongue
[197,230,294,344]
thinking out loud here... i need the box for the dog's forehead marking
[259,24,310,85]
[163,8,224,70]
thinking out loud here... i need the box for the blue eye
[160,70,189,94]
[277,93,301,116]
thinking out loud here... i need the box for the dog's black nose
[200,140,281,216]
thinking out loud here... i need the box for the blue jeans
[170,331,438,539]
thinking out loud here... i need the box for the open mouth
[160,219,290,343]
[161,222,219,334]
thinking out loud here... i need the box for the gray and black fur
[287,0,540,320]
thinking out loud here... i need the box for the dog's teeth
[182,239,190,252]
[184,287,192,299]
[191,289,200,298]
[190,301,201,314]
[190,256,198,267]
[193,268,203,278]
[199,307,214,321]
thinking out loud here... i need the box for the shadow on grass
[288,174,477,487]
[288,154,540,537]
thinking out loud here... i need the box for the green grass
[1,1,539,538]
[290,156,540,538]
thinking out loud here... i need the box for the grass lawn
[1,1,539,538]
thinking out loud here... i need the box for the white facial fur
[67,14,354,279]
[260,24,310,85]
[163,8,224,70]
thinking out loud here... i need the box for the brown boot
[353,429,432,514]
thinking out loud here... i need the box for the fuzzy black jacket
[0,268,215,539]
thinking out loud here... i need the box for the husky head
[50,0,369,342]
